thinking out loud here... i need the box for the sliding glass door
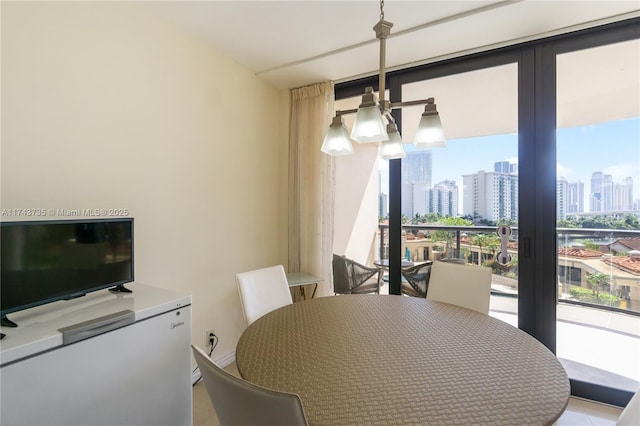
[335,17,640,406]
[555,37,640,403]
[398,63,519,325]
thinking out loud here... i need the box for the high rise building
[463,167,518,222]
[402,151,432,187]
[378,170,388,217]
[427,180,459,217]
[379,193,388,218]
[557,177,568,219]
[591,172,632,212]
[401,151,433,217]
[494,161,517,174]
[567,181,584,213]
[590,171,604,212]
[614,177,634,211]
[590,172,615,212]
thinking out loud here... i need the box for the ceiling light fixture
[321,0,446,159]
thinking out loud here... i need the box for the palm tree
[585,272,612,299]
[470,234,491,266]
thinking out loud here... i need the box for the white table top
[236,295,570,425]
[285,272,323,287]
[1,283,191,365]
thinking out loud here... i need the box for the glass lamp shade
[378,124,406,159]
[414,112,446,149]
[321,116,354,156]
[351,105,388,143]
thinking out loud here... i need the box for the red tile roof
[608,237,640,252]
[558,247,603,258]
[602,255,640,275]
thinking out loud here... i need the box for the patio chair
[400,261,433,298]
[236,265,292,326]
[332,254,382,294]
[192,345,308,426]
[426,260,492,314]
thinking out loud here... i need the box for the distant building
[379,193,388,217]
[427,180,459,217]
[401,151,433,217]
[462,168,518,222]
[567,181,584,213]
[402,151,432,187]
[590,172,614,212]
[557,177,568,219]
[494,161,517,174]
[590,172,635,213]
[614,177,634,211]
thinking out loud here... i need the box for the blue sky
[380,117,640,211]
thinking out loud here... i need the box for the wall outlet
[206,329,216,348]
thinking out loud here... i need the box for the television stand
[0,284,192,426]
[110,284,132,293]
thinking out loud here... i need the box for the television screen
[1,218,133,323]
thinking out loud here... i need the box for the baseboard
[214,350,236,368]
[191,350,236,385]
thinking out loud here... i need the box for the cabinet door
[0,307,192,426]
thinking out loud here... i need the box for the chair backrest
[332,254,380,294]
[617,387,640,426]
[236,265,292,326]
[401,261,433,298]
[332,254,352,294]
[191,345,308,426]
[426,261,492,314]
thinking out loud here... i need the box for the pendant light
[322,0,445,159]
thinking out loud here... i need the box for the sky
[379,117,640,213]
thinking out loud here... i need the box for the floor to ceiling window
[398,64,520,323]
[335,17,639,406]
[555,38,640,401]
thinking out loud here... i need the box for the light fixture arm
[334,98,436,118]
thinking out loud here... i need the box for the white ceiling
[140,1,639,89]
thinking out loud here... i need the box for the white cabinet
[0,284,192,426]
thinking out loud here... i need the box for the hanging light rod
[322,0,445,159]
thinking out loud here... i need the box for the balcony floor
[489,294,640,392]
[378,281,639,392]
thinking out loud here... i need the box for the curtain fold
[288,81,335,297]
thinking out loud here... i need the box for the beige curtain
[288,81,335,297]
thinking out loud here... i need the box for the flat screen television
[1,218,133,327]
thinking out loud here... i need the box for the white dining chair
[236,264,293,326]
[192,345,308,426]
[617,387,640,426]
[426,260,492,314]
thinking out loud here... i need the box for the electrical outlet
[206,329,215,348]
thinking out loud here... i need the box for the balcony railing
[378,223,640,315]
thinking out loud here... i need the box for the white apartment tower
[591,172,634,212]
[427,180,459,217]
[557,177,568,219]
[567,181,584,213]
[590,172,614,212]
[614,177,634,211]
[463,166,518,222]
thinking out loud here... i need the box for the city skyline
[379,117,640,215]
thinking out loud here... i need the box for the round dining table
[236,295,570,426]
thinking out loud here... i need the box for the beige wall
[332,97,380,266]
[1,2,290,361]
